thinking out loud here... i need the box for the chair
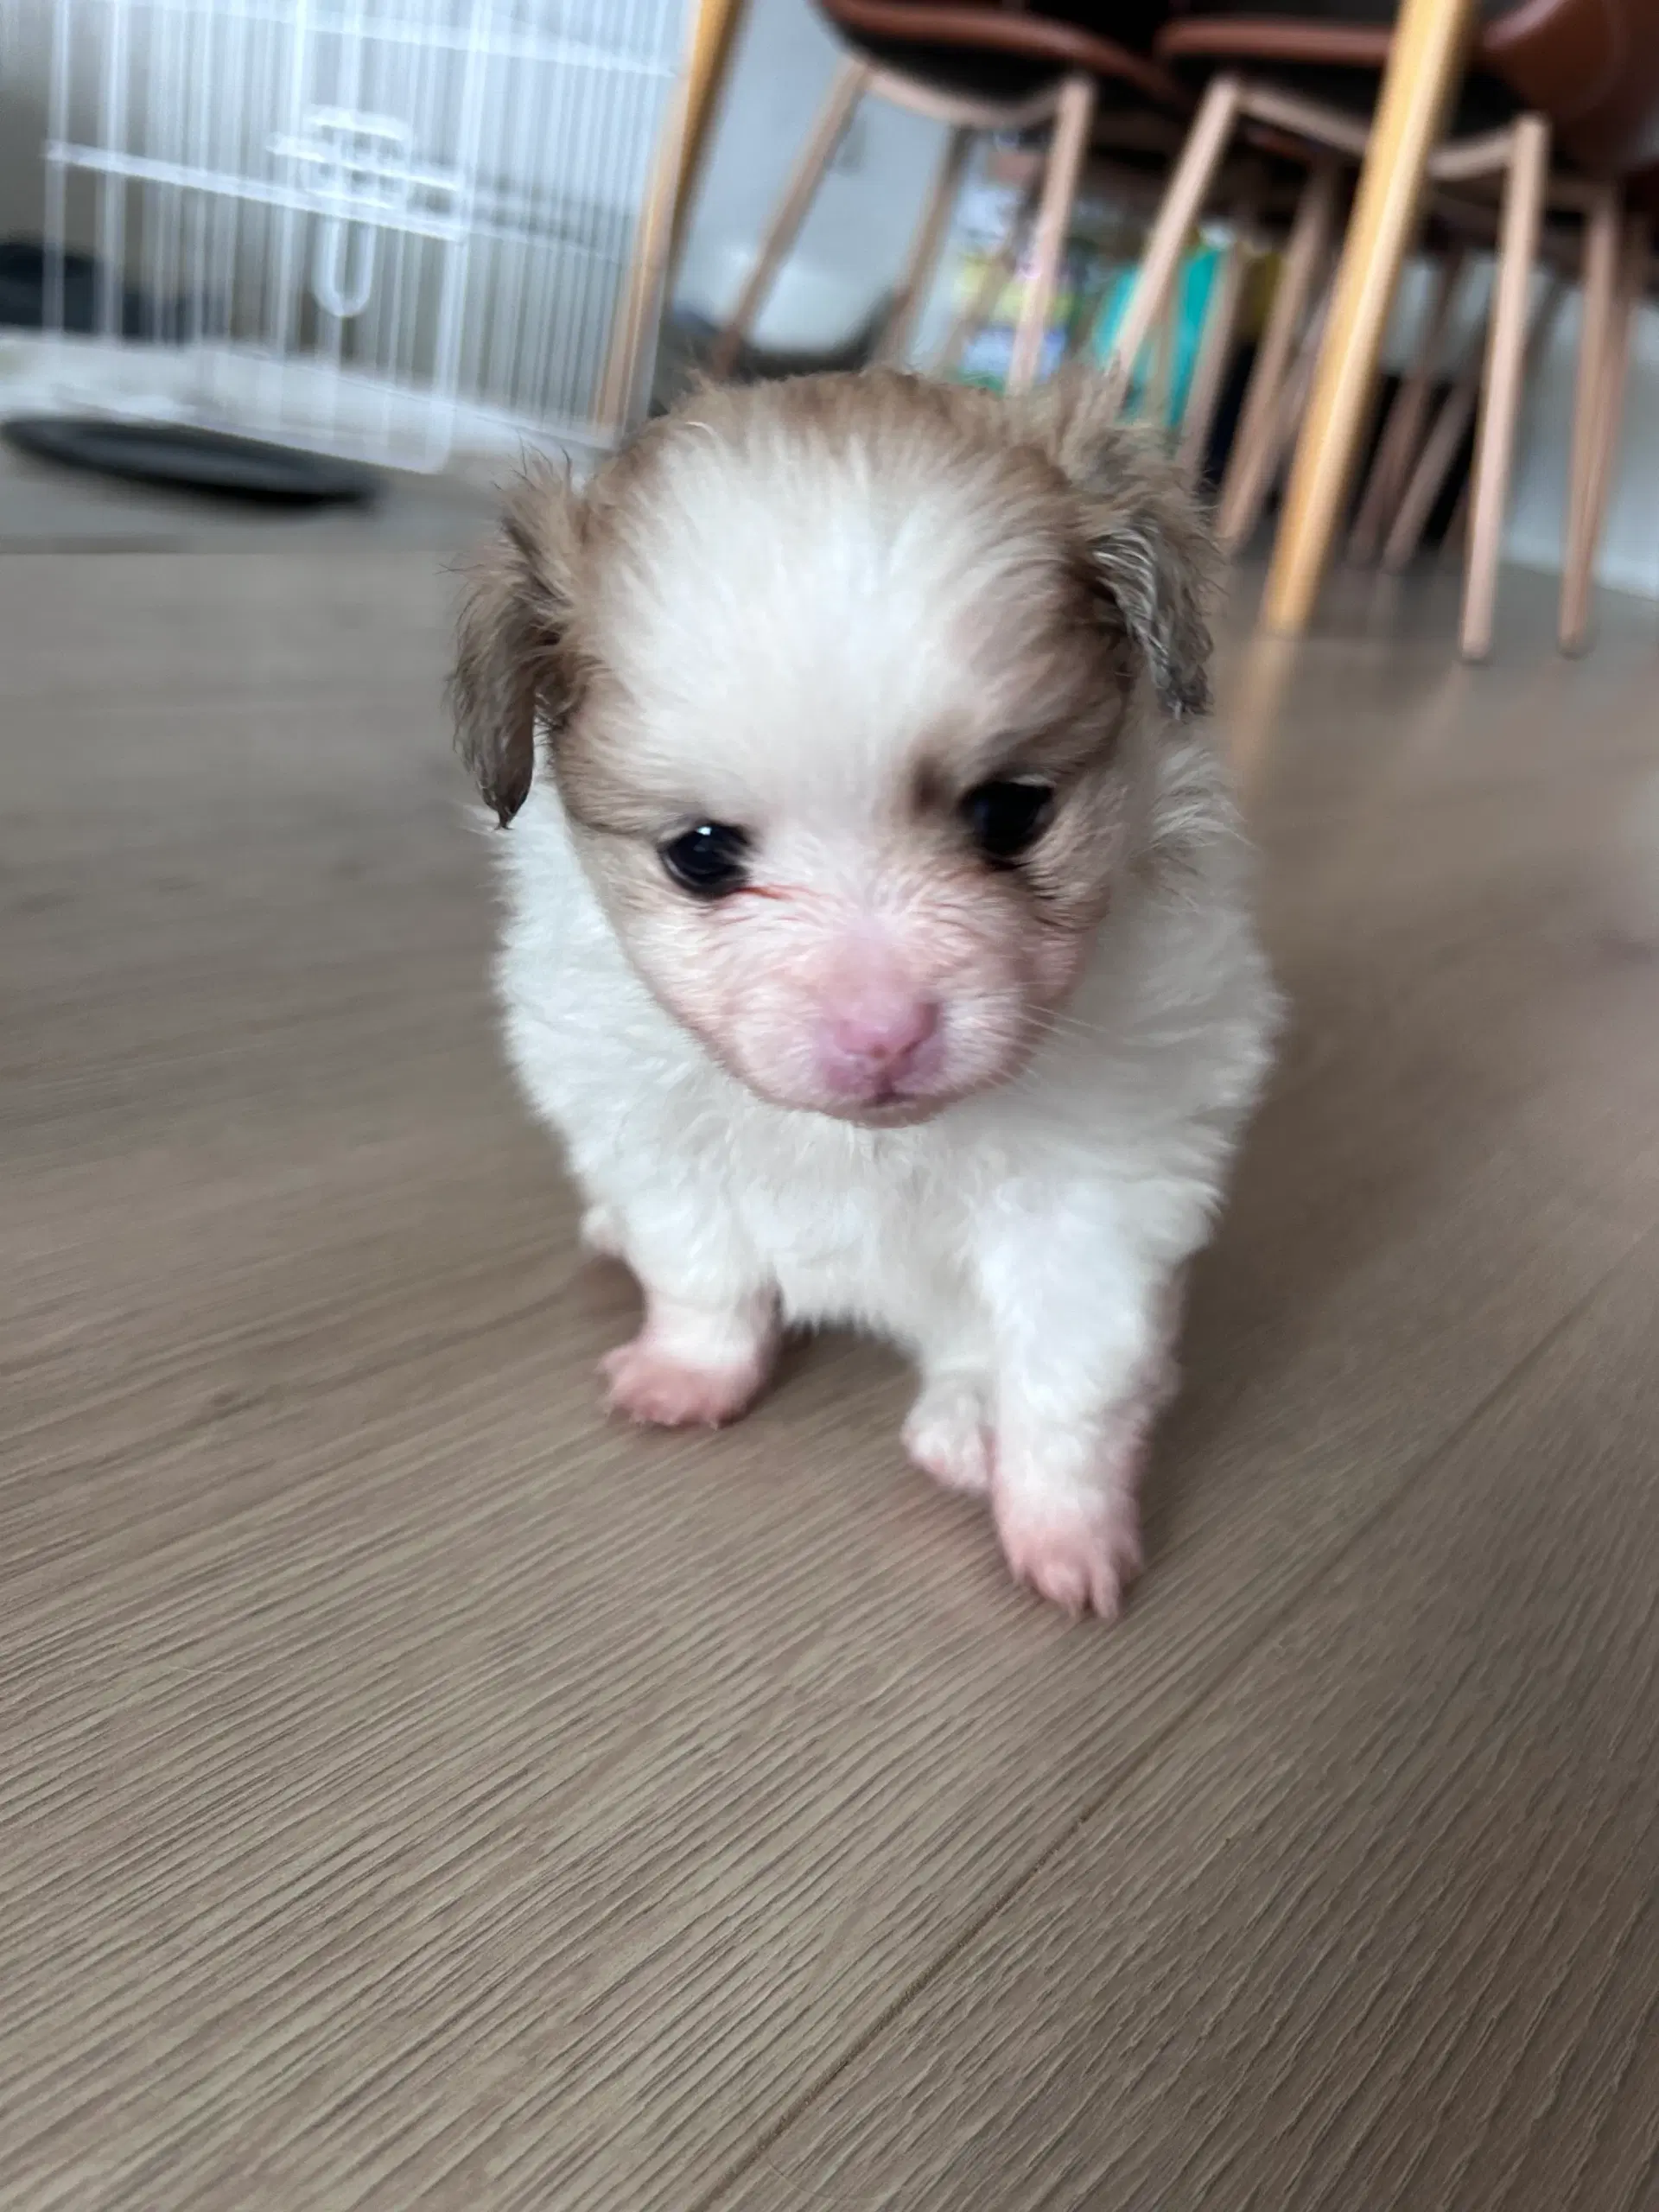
[1109,0,1659,656]
[708,3,1191,389]
[1552,164,1655,652]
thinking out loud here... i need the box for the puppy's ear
[1008,376,1215,721]
[450,462,584,826]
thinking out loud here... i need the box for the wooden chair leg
[1381,363,1477,572]
[1100,71,1243,412]
[1459,112,1549,664]
[876,126,975,368]
[596,0,718,434]
[1179,219,1255,485]
[708,57,872,378]
[1216,159,1341,556]
[1440,476,1471,564]
[667,0,752,278]
[1348,244,1467,565]
[1223,255,1337,554]
[1007,72,1096,392]
[1383,275,1562,575]
[1556,185,1619,650]
[1560,194,1636,654]
[1586,218,1647,538]
[1263,0,1479,635]
[1268,278,1335,484]
[932,177,1037,377]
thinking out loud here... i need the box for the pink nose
[817,995,942,1097]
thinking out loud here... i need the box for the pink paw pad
[601,1337,764,1429]
[994,1493,1144,1621]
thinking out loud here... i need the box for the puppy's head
[452,372,1211,1125]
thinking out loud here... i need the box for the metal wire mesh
[13,0,685,467]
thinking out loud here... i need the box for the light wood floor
[6,544,1659,2211]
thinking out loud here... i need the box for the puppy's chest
[727,1138,971,1331]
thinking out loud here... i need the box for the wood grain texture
[5,550,1659,2210]
[715,1233,1659,2210]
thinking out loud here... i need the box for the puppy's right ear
[450,463,583,827]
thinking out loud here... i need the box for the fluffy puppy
[452,369,1276,1618]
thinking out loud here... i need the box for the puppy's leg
[904,1368,995,1497]
[991,1311,1174,1619]
[980,1211,1185,1618]
[594,1192,777,1429]
[904,1313,999,1496]
[603,1284,778,1428]
[579,1202,625,1259]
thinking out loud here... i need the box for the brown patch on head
[449,458,587,825]
[1003,371,1217,721]
[660,366,1216,722]
[907,683,1133,942]
[543,663,670,843]
[451,370,1212,835]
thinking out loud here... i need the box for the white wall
[677,0,1659,599]
[1508,294,1659,601]
[672,0,947,350]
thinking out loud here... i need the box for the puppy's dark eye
[659,821,750,897]
[962,780,1055,865]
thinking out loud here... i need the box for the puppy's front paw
[993,1489,1143,1621]
[601,1336,766,1429]
[580,1204,625,1259]
[904,1377,994,1496]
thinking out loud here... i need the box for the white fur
[471,378,1278,1618]
[493,723,1273,1620]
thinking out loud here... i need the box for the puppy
[451,369,1276,1618]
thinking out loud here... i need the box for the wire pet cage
[8,0,689,470]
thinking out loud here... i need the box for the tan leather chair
[1116,0,1659,655]
[1156,0,1659,174]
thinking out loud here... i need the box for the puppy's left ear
[1011,377,1215,721]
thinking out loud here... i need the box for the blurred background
[2,0,1656,622]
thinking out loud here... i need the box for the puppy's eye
[659,821,750,897]
[962,780,1055,865]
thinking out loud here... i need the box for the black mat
[3,416,378,505]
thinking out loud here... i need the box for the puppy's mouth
[731,1034,1038,1126]
[823,1086,953,1129]
[730,1061,966,1128]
